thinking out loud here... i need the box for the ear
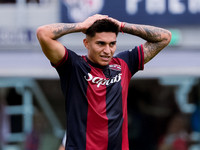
[83,38,89,50]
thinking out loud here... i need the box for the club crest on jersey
[84,73,122,88]
[109,64,121,71]
[62,0,105,22]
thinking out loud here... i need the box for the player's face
[84,32,117,66]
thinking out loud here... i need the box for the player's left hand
[107,17,121,31]
[80,14,108,34]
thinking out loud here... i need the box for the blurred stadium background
[0,0,200,150]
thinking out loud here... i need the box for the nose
[103,44,110,54]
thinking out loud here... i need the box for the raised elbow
[166,30,172,45]
[36,26,46,41]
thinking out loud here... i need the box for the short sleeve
[115,45,144,75]
[51,47,68,68]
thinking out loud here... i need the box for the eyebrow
[110,41,117,44]
[96,40,117,44]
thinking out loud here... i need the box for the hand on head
[81,14,121,34]
[81,14,108,33]
[107,17,121,31]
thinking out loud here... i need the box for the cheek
[89,43,99,51]
[91,46,102,54]
[111,47,116,55]
[88,47,99,58]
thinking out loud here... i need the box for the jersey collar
[85,56,109,70]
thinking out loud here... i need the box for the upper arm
[142,31,172,64]
[36,26,65,65]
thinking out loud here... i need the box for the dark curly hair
[86,19,119,37]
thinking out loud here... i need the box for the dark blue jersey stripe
[104,59,123,150]
[106,81,123,150]
[55,50,90,149]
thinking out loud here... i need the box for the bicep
[37,27,65,65]
[142,30,171,64]
[142,40,167,64]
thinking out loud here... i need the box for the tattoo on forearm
[123,23,169,42]
[46,23,78,39]
[143,43,160,63]
[123,23,171,64]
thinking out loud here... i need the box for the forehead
[88,32,117,42]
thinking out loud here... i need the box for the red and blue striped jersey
[53,45,144,150]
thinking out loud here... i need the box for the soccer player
[37,14,171,150]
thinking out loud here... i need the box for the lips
[101,56,110,58]
[100,55,110,61]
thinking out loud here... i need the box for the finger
[107,17,117,24]
[92,14,108,19]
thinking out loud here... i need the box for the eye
[97,41,105,46]
[110,42,116,47]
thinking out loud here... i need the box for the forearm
[37,23,82,40]
[122,23,171,43]
[121,23,171,64]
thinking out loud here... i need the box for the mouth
[100,55,110,60]
[101,56,110,58]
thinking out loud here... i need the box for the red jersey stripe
[137,45,144,70]
[140,44,144,70]
[86,67,108,150]
[119,58,132,150]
